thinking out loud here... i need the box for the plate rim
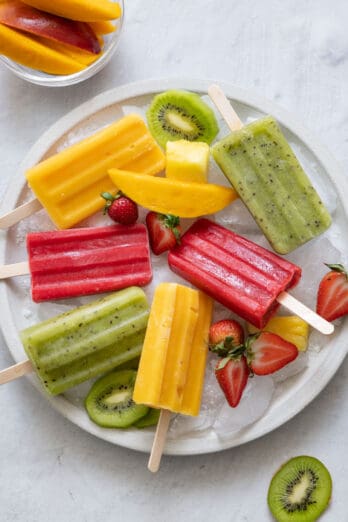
[0,78,347,456]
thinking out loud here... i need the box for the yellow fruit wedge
[36,37,102,66]
[247,316,309,352]
[89,21,116,35]
[166,140,210,183]
[21,0,121,22]
[0,23,84,74]
[108,169,238,217]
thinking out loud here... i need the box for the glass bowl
[0,0,124,87]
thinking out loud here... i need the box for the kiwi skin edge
[146,89,219,148]
[267,455,332,522]
[85,370,148,429]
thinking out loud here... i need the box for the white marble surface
[0,1,347,520]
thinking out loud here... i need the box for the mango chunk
[108,168,238,217]
[166,140,210,183]
[247,316,309,352]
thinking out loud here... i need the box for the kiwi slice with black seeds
[147,90,219,148]
[85,370,148,428]
[134,408,160,429]
[268,455,332,522]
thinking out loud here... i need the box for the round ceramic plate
[0,79,347,456]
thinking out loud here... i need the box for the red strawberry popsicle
[0,224,152,302]
[168,219,301,329]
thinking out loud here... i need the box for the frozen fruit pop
[209,85,331,255]
[0,224,152,302]
[0,288,149,395]
[169,218,333,334]
[0,114,165,230]
[168,219,302,329]
[133,282,213,472]
[133,282,213,415]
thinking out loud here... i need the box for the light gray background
[0,1,347,521]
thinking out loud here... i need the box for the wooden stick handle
[147,409,171,473]
[0,261,30,279]
[0,198,42,229]
[208,84,244,131]
[277,291,334,335]
[0,360,33,385]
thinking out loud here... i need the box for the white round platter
[0,78,347,456]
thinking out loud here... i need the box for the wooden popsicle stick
[0,261,30,279]
[208,84,244,131]
[147,409,171,473]
[277,292,334,335]
[0,360,33,385]
[208,84,334,336]
[0,198,43,230]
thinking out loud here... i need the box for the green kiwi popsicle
[20,287,149,395]
[212,116,331,254]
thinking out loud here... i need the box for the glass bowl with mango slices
[0,0,124,86]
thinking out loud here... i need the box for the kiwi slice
[268,455,332,522]
[147,89,219,148]
[134,408,160,429]
[85,370,148,428]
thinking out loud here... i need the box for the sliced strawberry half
[246,332,298,376]
[146,212,181,255]
[215,355,249,408]
[316,263,348,321]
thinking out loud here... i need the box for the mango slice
[247,316,309,352]
[0,22,84,74]
[89,20,116,35]
[0,1,100,53]
[37,37,102,66]
[108,168,238,217]
[20,0,122,22]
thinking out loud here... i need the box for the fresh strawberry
[246,332,298,376]
[316,263,348,321]
[101,192,138,225]
[215,355,249,407]
[146,212,181,255]
[209,319,244,356]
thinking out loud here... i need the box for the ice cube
[37,301,74,322]
[168,354,225,438]
[272,351,309,383]
[287,236,342,308]
[213,376,274,437]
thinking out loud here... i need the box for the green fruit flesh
[147,90,219,148]
[134,408,160,428]
[268,456,332,522]
[85,370,148,428]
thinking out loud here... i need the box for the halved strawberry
[316,263,348,321]
[215,355,249,408]
[246,332,298,375]
[209,319,244,356]
[146,212,181,255]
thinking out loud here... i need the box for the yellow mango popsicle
[25,114,165,229]
[133,283,213,416]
